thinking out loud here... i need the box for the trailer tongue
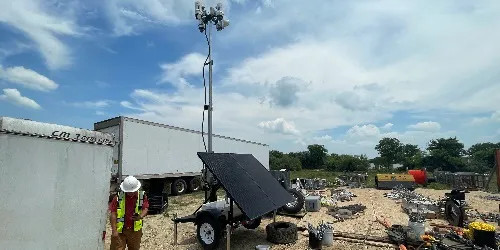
[174,153,294,249]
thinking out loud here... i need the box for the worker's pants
[111,229,142,250]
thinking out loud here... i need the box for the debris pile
[466,210,500,224]
[385,185,442,219]
[331,189,357,202]
[384,185,430,201]
[482,195,500,201]
[328,204,366,222]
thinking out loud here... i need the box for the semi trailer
[0,117,114,249]
[94,116,269,213]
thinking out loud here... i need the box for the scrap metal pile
[482,195,500,201]
[467,210,500,224]
[384,185,442,219]
[320,188,357,207]
[331,189,357,202]
[328,204,366,222]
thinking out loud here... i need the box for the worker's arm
[140,208,148,219]
[109,195,118,237]
[110,212,118,237]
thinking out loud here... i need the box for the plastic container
[305,196,321,212]
[408,170,427,185]
[408,221,425,241]
[321,228,334,246]
[308,233,322,249]
[255,245,270,250]
[473,229,496,248]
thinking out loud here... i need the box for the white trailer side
[94,117,269,200]
[95,117,269,178]
[0,117,114,250]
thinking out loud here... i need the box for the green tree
[467,142,500,173]
[305,144,328,169]
[401,144,423,169]
[270,153,302,171]
[375,138,403,167]
[327,154,369,172]
[426,137,466,172]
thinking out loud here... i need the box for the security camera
[216,3,223,11]
[216,19,229,31]
[198,19,206,32]
[195,1,204,20]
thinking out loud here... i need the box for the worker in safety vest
[109,176,149,250]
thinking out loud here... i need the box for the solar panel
[197,152,294,220]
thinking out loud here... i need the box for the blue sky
[1,0,499,157]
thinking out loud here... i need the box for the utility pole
[195,1,229,201]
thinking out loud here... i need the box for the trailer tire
[282,189,304,214]
[196,215,222,250]
[266,221,297,244]
[242,217,261,230]
[171,179,187,196]
[188,177,202,193]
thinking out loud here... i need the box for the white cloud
[159,53,206,89]
[469,111,500,125]
[0,0,82,69]
[0,65,58,91]
[120,0,500,156]
[313,135,332,141]
[381,123,393,130]
[71,100,111,109]
[347,124,381,138]
[0,88,41,109]
[408,121,441,132]
[258,118,299,135]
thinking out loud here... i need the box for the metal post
[273,210,276,223]
[208,23,213,154]
[226,224,231,250]
[173,213,178,245]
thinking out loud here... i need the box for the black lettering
[75,134,80,140]
[80,136,87,141]
[60,132,70,138]
[88,137,96,143]
[51,131,59,136]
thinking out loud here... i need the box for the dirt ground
[105,188,499,250]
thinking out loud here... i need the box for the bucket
[305,196,321,212]
[255,245,270,250]
[308,233,322,249]
[321,228,333,246]
[473,229,496,248]
[408,221,425,241]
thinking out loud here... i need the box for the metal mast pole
[208,24,213,154]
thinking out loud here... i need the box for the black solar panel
[197,152,294,220]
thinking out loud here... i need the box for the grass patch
[424,182,450,190]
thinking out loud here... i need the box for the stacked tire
[266,222,298,244]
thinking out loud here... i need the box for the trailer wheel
[188,177,202,193]
[171,179,187,196]
[196,215,222,250]
[282,189,304,214]
[242,217,261,230]
[266,221,298,244]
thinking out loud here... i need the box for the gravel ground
[105,188,499,250]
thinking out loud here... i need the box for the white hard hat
[120,176,141,192]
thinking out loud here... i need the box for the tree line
[270,137,499,173]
